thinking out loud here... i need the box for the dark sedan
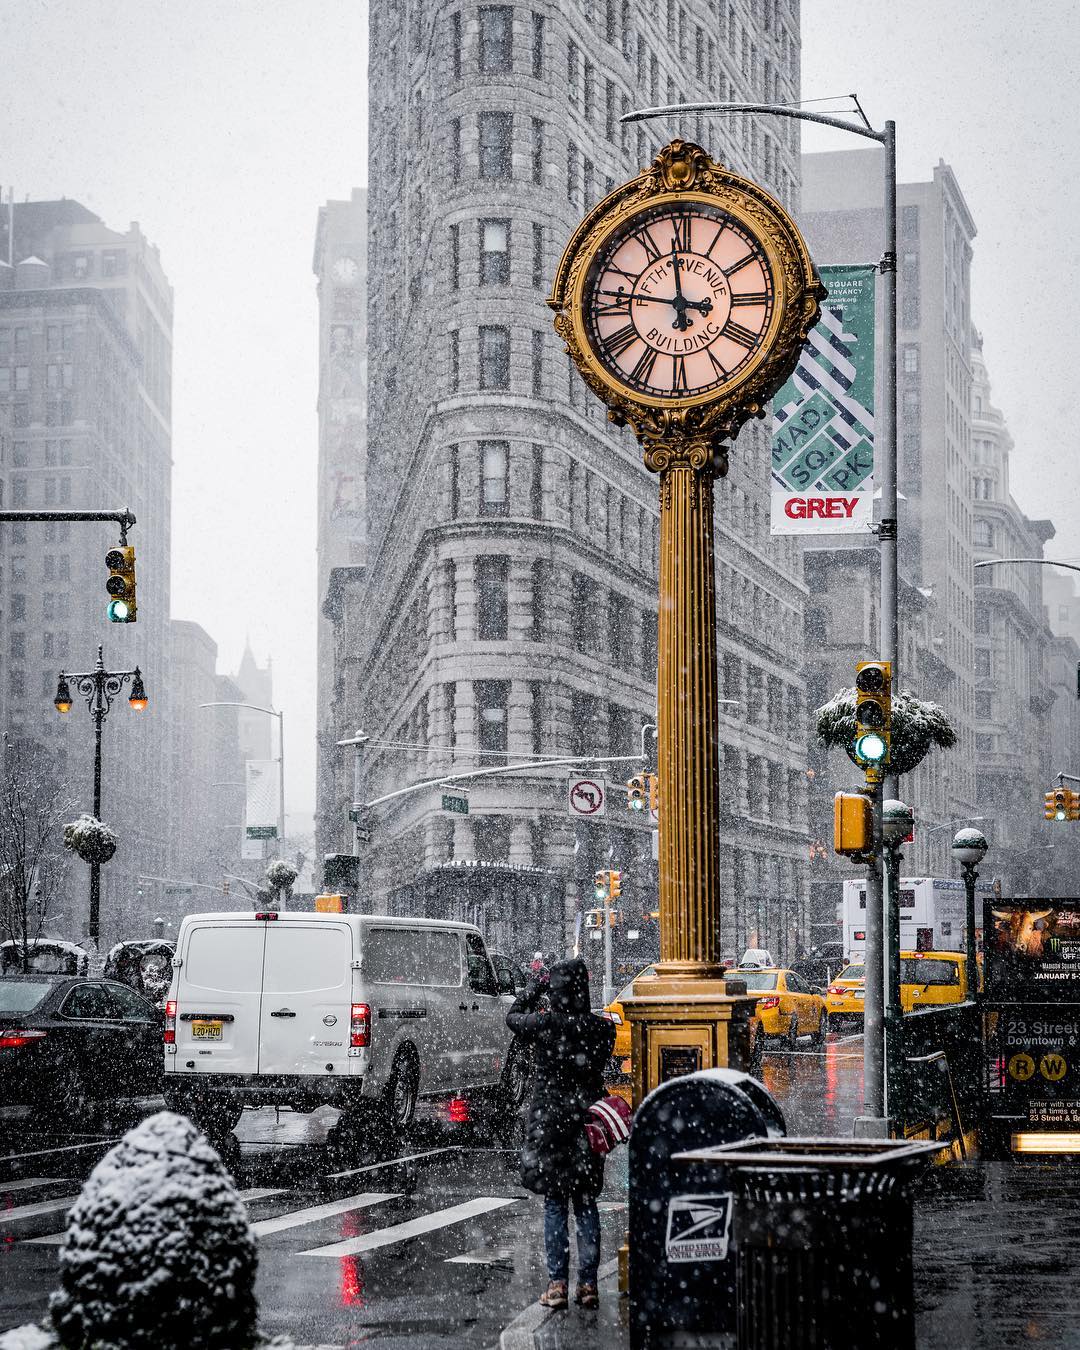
[0,974,162,1126]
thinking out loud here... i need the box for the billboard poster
[770,264,876,535]
[1001,1006,1080,1129]
[984,899,1080,1002]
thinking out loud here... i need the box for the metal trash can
[676,1138,940,1350]
[628,1069,785,1350]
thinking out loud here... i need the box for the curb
[497,1256,620,1350]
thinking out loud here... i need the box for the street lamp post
[952,828,989,1003]
[199,702,285,854]
[55,645,148,945]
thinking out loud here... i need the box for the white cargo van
[162,911,524,1134]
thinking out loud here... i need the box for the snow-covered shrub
[62,814,118,866]
[816,688,957,777]
[49,1111,258,1350]
[264,859,297,892]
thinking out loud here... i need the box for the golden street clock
[549,140,825,458]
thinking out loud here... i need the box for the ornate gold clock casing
[550,140,824,1109]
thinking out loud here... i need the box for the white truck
[842,876,994,957]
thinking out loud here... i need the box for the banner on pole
[244,759,279,838]
[770,264,876,535]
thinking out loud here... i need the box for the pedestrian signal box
[314,893,347,913]
[834,792,873,856]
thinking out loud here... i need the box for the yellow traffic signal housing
[1069,791,1080,822]
[106,545,137,623]
[1045,790,1059,820]
[1052,789,1069,822]
[314,893,347,913]
[609,870,621,901]
[647,773,658,812]
[854,660,891,768]
[626,775,647,811]
[834,791,873,856]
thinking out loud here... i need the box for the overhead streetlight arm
[620,99,886,143]
[975,557,1080,577]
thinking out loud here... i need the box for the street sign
[245,825,277,840]
[568,777,606,818]
[441,794,469,815]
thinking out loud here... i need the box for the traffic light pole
[860,783,886,1128]
[0,509,135,539]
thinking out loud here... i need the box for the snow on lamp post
[952,828,989,1002]
[264,859,297,913]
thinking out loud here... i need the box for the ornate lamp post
[549,141,823,1099]
[952,827,989,1001]
[55,646,148,945]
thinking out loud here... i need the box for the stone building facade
[330,0,812,961]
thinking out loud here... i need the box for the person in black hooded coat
[506,957,616,1310]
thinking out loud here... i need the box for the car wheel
[812,1011,829,1048]
[384,1049,419,1133]
[499,1045,529,1110]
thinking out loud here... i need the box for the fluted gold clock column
[647,442,722,979]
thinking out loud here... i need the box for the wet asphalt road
[5,1032,1079,1349]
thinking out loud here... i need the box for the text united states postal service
[770,264,876,535]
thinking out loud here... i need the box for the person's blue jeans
[544,1191,601,1285]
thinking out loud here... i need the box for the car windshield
[0,980,53,1013]
[732,970,778,991]
[615,966,656,1003]
[840,966,865,981]
[901,958,960,986]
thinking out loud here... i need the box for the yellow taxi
[900,951,973,1012]
[825,962,865,1024]
[603,965,657,1074]
[729,968,827,1047]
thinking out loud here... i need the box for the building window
[571,572,598,652]
[449,223,460,289]
[530,444,544,518]
[902,344,919,374]
[0,370,9,394]
[531,330,544,396]
[476,680,509,762]
[101,249,127,277]
[15,366,29,391]
[474,814,512,862]
[478,325,510,389]
[609,703,634,759]
[567,39,580,102]
[476,556,509,640]
[12,440,28,466]
[973,519,993,548]
[478,111,512,179]
[567,141,579,205]
[974,607,989,635]
[975,733,993,754]
[444,560,458,639]
[480,439,509,515]
[975,648,991,678]
[607,591,630,666]
[974,691,992,720]
[641,609,658,677]
[12,595,25,620]
[14,327,29,354]
[583,60,595,122]
[479,6,513,73]
[605,79,616,141]
[529,681,545,755]
[12,476,27,506]
[449,329,460,392]
[571,689,599,757]
[901,204,920,238]
[532,12,545,78]
[450,10,462,78]
[479,219,510,284]
[532,221,544,287]
[450,117,462,181]
[531,118,544,185]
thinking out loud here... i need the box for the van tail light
[350,1003,370,1049]
[0,1029,46,1050]
[758,996,780,1010]
[164,999,177,1049]
[448,1096,470,1124]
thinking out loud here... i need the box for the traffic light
[594,869,609,901]
[1070,793,1080,822]
[1045,787,1080,821]
[834,792,873,857]
[1053,788,1068,822]
[609,870,621,902]
[647,774,658,812]
[853,660,891,768]
[105,545,137,623]
[626,775,647,811]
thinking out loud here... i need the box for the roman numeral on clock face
[668,215,692,252]
[632,227,662,263]
[629,346,658,386]
[723,320,761,349]
[730,291,768,307]
[595,298,631,318]
[672,354,689,391]
[602,324,638,358]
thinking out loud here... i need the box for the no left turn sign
[568,777,606,818]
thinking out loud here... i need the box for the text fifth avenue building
[317,1,811,959]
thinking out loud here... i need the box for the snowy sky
[2,1,1077,822]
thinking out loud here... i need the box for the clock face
[582,201,777,400]
[332,256,360,284]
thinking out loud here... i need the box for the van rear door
[258,922,352,1076]
[175,923,266,1074]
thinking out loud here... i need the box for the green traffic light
[108,599,132,622]
[855,731,888,764]
[630,798,645,811]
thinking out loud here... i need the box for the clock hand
[668,245,693,331]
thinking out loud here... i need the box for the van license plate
[191,1020,223,1040]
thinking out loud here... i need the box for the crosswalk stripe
[23,1187,292,1246]
[304,1196,517,1257]
[0,1178,64,1194]
[445,1243,516,1266]
[325,1146,460,1180]
[1,1194,79,1224]
[251,1191,400,1238]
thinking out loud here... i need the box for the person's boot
[575,1282,599,1309]
[539,1280,568,1309]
